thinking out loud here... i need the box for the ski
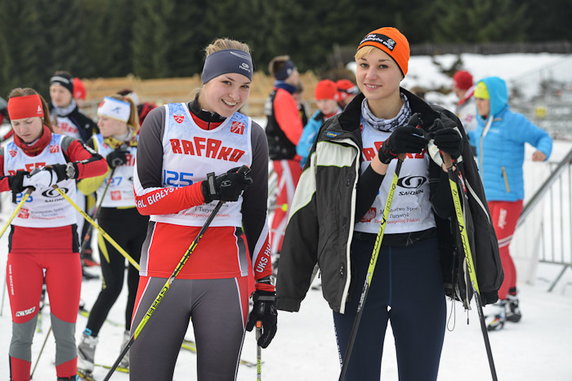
[78,307,123,328]
[95,363,129,373]
[77,369,96,381]
[181,339,259,368]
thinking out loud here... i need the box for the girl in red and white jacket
[130,38,275,381]
[1,88,108,381]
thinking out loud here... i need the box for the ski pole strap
[447,169,480,295]
[52,185,139,270]
[0,188,33,240]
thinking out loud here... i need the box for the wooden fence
[81,72,320,118]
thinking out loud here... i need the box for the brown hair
[204,38,251,58]
[8,87,53,131]
[268,55,290,77]
[106,94,140,133]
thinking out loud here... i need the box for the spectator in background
[73,77,88,108]
[293,84,309,127]
[336,79,359,108]
[116,89,157,125]
[297,79,341,167]
[452,70,477,134]
[469,76,553,331]
[264,55,304,259]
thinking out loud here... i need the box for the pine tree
[0,1,44,96]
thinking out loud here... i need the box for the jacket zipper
[501,166,510,192]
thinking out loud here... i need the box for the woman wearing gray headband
[129,38,276,381]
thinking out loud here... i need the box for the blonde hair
[354,46,379,61]
[8,87,54,131]
[106,94,140,133]
[204,38,251,58]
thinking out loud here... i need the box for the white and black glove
[22,163,77,190]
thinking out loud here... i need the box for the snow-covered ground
[1,242,571,380]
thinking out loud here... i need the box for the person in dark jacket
[49,70,100,275]
[264,55,304,258]
[276,27,502,381]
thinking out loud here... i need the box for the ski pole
[103,200,224,381]
[338,158,404,381]
[0,188,33,317]
[31,325,52,379]
[52,185,138,269]
[79,167,117,261]
[0,188,33,240]
[447,165,499,381]
[256,321,262,381]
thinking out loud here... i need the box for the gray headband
[201,49,253,84]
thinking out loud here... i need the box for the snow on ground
[1,237,571,381]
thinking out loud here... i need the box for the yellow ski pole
[0,188,33,240]
[0,188,33,317]
[52,185,139,270]
[103,200,224,381]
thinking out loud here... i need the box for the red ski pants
[488,200,523,300]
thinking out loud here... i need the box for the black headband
[50,74,74,95]
[201,49,253,84]
[274,60,296,81]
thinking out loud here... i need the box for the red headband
[7,94,44,120]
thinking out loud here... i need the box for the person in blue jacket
[296,79,341,167]
[468,76,552,330]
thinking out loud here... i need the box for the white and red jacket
[0,126,108,251]
[134,102,273,292]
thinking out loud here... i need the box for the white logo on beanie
[239,62,250,72]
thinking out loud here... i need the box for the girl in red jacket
[1,88,107,381]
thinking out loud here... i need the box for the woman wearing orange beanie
[276,27,502,380]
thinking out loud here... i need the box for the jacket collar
[325,88,441,144]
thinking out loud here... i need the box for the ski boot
[505,294,522,322]
[82,266,100,281]
[78,329,98,377]
[485,301,506,331]
[118,330,131,369]
[81,248,100,267]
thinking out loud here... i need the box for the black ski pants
[334,236,446,381]
[86,207,148,335]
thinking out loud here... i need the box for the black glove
[8,170,31,194]
[378,113,427,164]
[246,290,277,348]
[106,147,128,169]
[50,162,78,181]
[429,119,462,159]
[201,165,253,203]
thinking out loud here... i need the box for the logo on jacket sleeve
[230,121,245,135]
[8,150,17,157]
[173,114,185,124]
[49,145,60,153]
